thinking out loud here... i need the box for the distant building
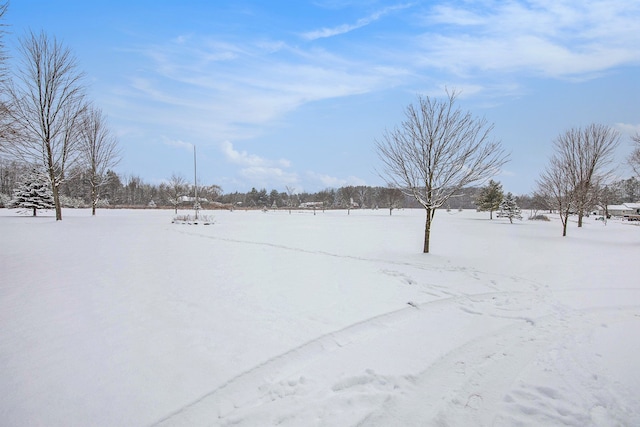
[599,203,640,217]
[299,201,324,209]
[178,196,209,204]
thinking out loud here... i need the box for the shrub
[529,214,550,221]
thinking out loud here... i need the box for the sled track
[149,284,640,426]
[148,289,547,426]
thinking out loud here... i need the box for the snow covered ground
[1,207,639,426]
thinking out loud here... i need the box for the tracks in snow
[155,227,640,426]
[149,290,548,426]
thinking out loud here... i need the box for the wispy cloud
[615,122,640,137]
[307,171,366,188]
[221,141,290,168]
[164,138,193,151]
[418,1,640,79]
[302,3,413,40]
[220,141,296,187]
[240,166,298,188]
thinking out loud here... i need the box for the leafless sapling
[79,105,121,215]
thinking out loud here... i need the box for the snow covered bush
[9,169,55,216]
[499,192,522,223]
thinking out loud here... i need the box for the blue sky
[6,1,640,195]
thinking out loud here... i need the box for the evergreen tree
[9,169,55,216]
[475,179,504,219]
[499,192,521,223]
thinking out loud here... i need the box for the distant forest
[1,160,639,211]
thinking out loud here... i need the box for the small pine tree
[9,169,55,216]
[475,180,504,219]
[499,192,521,223]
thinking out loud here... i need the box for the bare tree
[0,1,6,79]
[376,90,508,253]
[0,2,12,148]
[3,31,86,220]
[339,185,357,214]
[355,185,370,209]
[537,156,574,236]
[379,186,404,215]
[285,185,297,214]
[630,133,640,178]
[554,124,620,227]
[79,105,121,215]
[166,173,189,214]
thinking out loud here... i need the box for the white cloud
[220,141,293,168]
[164,138,193,151]
[307,171,366,188]
[419,1,640,79]
[221,141,267,167]
[220,141,298,188]
[614,123,640,137]
[301,4,413,40]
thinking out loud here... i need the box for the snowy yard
[1,207,639,426]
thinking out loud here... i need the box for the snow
[1,207,639,426]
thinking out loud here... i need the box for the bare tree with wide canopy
[3,31,86,220]
[376,90,508,253]
[552,124,620,228]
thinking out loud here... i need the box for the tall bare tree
[376,90,508,253]
[4,31,86,220]
[630,132,640,178]
[0,2,11,148]
[537,156,574,236]
[553,124,620,227]
[79,105,121,215]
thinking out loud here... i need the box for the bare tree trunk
[52,184,62,220]
[92,186,97,215]
[561,209,569,237]
[423,207,434,253]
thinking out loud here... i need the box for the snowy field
[1,207,639,426]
